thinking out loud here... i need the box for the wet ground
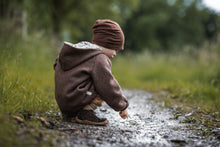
[56,90,220,147]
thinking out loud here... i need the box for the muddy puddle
[55,90,220,147]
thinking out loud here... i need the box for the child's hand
[119,109,128,119]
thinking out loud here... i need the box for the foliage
[1,0,139,42]
[124,0,220,51]
[1,0,220,52]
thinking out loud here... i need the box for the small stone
[58,127,77,131]
[12,115,24,123]
[185,112,193,117]
[170,139,186,144]
[100,108,107,112]
[36,116,54,129]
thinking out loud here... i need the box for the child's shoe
[75,110,108,126]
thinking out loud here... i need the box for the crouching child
[54,19,129,125]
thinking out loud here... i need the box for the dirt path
[56,90,220,147]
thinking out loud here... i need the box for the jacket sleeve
[91,54,129,111]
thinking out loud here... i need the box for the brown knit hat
[92,19,124,50]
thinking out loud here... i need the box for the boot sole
[75,116,108,126]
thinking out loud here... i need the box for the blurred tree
[25,0,139,42]
[1,0,219,52]
[124,0,220,52]
[0,0,27,41]
[0,0,8,18]
[204,12,219,42]
[1,0,139,43]
[124,0,170,51]
[57,0,139,42]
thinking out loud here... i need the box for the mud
[55,90,220,147]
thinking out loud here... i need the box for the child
[54,19,129,126]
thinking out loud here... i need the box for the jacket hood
[59,41,103,71]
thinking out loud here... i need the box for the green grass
[0,36,57,114]
[0,35,220,145]
[0,36,60,146]
[112,44,220,132]
[112,45,220,112]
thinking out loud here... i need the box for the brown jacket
[54,41,129,117]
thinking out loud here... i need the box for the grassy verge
[113,46,220,111]
[112,43,220,135]
[0,36,63,146]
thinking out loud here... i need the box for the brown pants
[83,95,104,110]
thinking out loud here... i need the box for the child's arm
[91,54,129,112]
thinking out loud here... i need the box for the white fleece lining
[64,41,101,50]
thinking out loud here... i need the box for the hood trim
[64,41,102,50]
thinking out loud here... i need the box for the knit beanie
[92,19,124,50]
